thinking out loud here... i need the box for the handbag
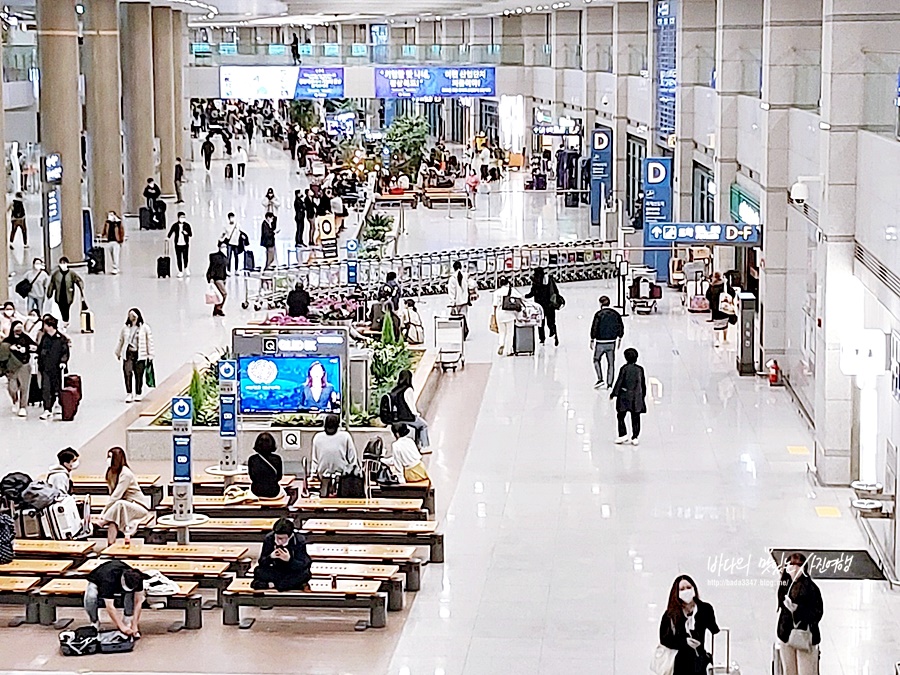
[787,625,813,652]
[501,287,524,312]
[205,282,223,305]
[14,277,33,299]
[144,360,156,388]
[549,278,565,311]
[489,313,499,333]
[649,643,678,675]
[719,293,736,315]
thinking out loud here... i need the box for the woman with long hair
[447,260,472,339]
[99,447,151,546]
[525,266,562,346]
[777,552,824,674]
[298,360,337,411]
[388,369,430,451]
[114,308,154,403]
[659,574,720,674]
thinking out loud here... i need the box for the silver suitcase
[707,627,741,674]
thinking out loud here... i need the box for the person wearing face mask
[36,315,69,420]
[0,301,24,340]
[206,244,229,317]
[260,211,278,270]
[167,212,193,278]
[114,308,154,404]
[47,257,85,328]
[235,145,248,179]
[47,447,80,495]
[219,212,243,274]
[143,177,161,214]
[101,211,125,275]
[262,187,280,215]
[24,258,50,315]
[251,517,312,592]
[777,552,824,674]
[1,320,37,417]
[658,574,719,674]
[99,447,151,546]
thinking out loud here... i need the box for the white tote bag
[649,644,677,675]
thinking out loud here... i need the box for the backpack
[0,513,14,564]
[362,437,384,461]
[0,472,33,505]
[21,481,61,510]
[378,393,398,425]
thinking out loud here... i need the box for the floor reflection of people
[298,360,337,411]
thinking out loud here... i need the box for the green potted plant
[385,114,429,179]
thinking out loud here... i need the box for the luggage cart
[628,268,661,314]
[435,316,465,371]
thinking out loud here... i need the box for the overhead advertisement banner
[220,66,344,100]
[374,66,496,99]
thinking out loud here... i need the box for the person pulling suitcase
[37,316,69,421]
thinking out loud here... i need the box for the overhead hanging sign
[641,157,673,242]
[644,222,761,246]
[374,66,496,99]
[590,127,613,225]
[220,66,344,100]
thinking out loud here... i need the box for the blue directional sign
[642,157,674,281]
[172,397,193,421]
[645,222,761,246]
[171,397,194,483]
[590,128,613,226]
[218,360,237,438]
[218,360,237,382]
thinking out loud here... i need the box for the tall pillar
[152,6,176,195]
[582,6,613,134]
[119,2,155,213]
[0,40,8,301]
[612,2,648,208]
[673,0,717,220]
[37,0,83,260]
[84,0,124,225]
[172,10,186,162]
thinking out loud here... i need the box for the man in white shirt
[47,447,80,495]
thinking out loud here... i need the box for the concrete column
[0,40,7,301]
[84,0,124,226]
[714,0,762,226]
[673,0,716,220]
[612,2,648,207]
[173,10,187,162]
[119,1,155,213]
[582,7,613,133]
[37,0,83,260]
[152,6,176,195]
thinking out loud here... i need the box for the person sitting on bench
[251,517,312,592]
[247,432,284,500]
[46,447,80,495]
[383,423,430,484]
[84,559,146,637]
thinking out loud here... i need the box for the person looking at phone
[251,517,312,592]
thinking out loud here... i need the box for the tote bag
[649,644,677,675]
[205,282,223,305]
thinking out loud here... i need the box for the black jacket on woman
[611,362,647,413]
[777,572,824,645]
[706,281,736,322]
[260,219,277,248]
[526,277,554,309]
[660,599,719,674]
[206,251,228,282]
[247,452,283,499]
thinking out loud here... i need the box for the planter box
[126,349,440,465]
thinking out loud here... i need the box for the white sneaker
[614,436,630,444]
[177,271,184,278]
[112,268,119,275]
[593,381,605,390]
[125,394,134,403]
[631,438,640,446]
[17,408,26,418]
[186,269,191,277]
[135,392,143,402]
[39,411,52,420]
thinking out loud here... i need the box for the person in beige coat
[99,447,152,546]
[114,308,154,403]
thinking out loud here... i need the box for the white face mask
[59,264,69,272]
[787,564,801,579]
[3,308,13,317]
[106,456,113,467]
[70,459,80,471]
[679,589,695,604]
[34,262,44,270]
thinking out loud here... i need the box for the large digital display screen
[238,355,342,414]
[220,66,344,100]
[374,66,496,99]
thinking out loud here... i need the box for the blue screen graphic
[295,68,344,99]
[238,355,342,415]
[375,67,496,99]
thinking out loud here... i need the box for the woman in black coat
[525,266,561,346]
[610,347,646,445]
[777,552,824,672]
[659,574,720,674]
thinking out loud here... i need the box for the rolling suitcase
[80,308,94,334]
[139,206,153,231]
[225,163,234,179]
[564,191,579,208]
[86,247,105,275]
[63,374,82,402]
[513,324,535,355]
[60,387,79,421]
[707,627,741,674]
[157,242,171,278]
[533,173,547,190]
[40,494,83,539]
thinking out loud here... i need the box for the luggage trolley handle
[709,627,731,673]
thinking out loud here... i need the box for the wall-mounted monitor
[220,66,344,100]
[238,355,343,415]
[374,66,496,99]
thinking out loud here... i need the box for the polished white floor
[2,142,897,674]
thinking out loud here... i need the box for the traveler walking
[0,301,24,340]
[491,276,523,356]
[99,447,151,546]
[47,257,85,328]
[36,315,69,420]
[206,245,229,317]
[777,552,824,675]
[114,308,154,403]
[525,266,563,346]
[261,212,278,270]
[447,261,472,339]
[293,189,306,247]
[142,177,161,214]
[235,145,248,179]
[706,271,737,345]
[1,320,36,417]
[174,157,185,203]
[201,136,215,171]
[657,574,720,675]
[610,348,646,445]
[101,211,125,275]
[590,295,624,389]
[167,212,193,277]
[290,33,300,65]
[23,258,49,315]
[8,192,27,248]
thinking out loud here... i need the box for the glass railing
[3,44,36,83]
[583,39,613,73]
[862,50,900,138]
[790,48,821,111]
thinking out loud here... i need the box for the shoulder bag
[548,277,565,311]
[501,287,524,312]
[785,577,814,652]
[649,643,677,675]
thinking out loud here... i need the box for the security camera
[790,181,809,204]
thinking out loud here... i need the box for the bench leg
[145,529,167,545]
[222,594,240,626]
[38,597,56,626]
[430,533,445,563]
[387,575,404,612]
[369,592,387,628]
[424,492,435,516]
[405,559,422,592]
[184,594,203,630]
[26,598,40,624]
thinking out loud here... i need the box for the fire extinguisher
[767,359,783,386]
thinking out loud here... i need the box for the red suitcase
[63,374,82,403]
[60,387,79,421]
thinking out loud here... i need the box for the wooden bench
[307,479,436,515]
[302,519,444,563]
[0,576,42,626]
[289,497,428,522]
[70,474,164,508]
[146,518,277,544]
[154,494,291,519]
[14,540,95,562]
[310,562,403,611]
[308,544,423,592]
[374,192,418,209]
[420,189,472,209]
[0,559,74,579]
[100,542,250,575]
[222,578,387,630]
[36,578,202,632]
[185,474,295,497]
[74,558,231,608]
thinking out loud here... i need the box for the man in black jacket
[590,295,624,389]
[37,315,70,420]
[251,518,312,591]
[143,178,161,214]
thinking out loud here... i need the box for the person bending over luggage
[251,517,312,592]
[47,447,79,495]
[247,432,284,499]
[84,559,146,637]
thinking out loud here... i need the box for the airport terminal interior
[0,0,898,674]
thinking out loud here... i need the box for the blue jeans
[593,342,616,385]
[83,582,135,623]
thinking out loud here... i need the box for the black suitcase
[86,247,105,274]
[225,163,234,179]
[243,249,255,271]
[564,191,579,208]
[157,242,171,278]
[533,173,547,190]
[139,206,153,231]
[513,324,535,355]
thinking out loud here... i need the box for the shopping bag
[205,282,223,305]
[144,360,156,388]
[489,313,499,334]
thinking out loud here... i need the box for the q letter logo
[648,161,667,184]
